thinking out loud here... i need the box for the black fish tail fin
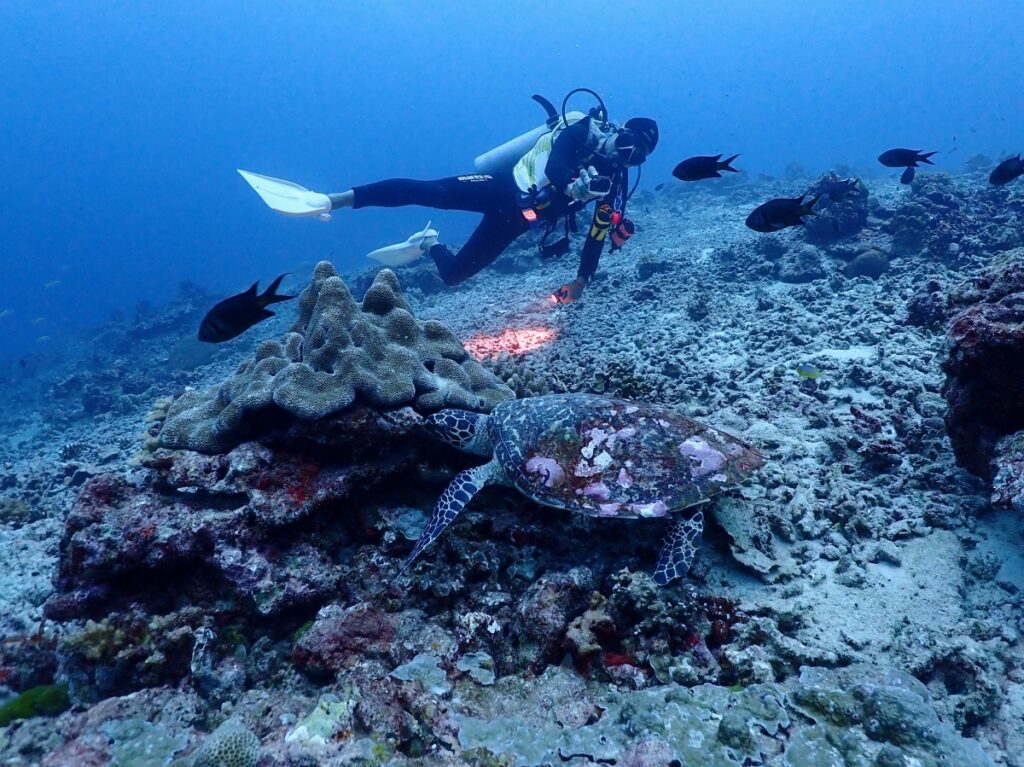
[802,194,821,216]
[918,151,937,165]
[719,153,740,173]
[260,273,296,306]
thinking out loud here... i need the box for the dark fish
[655,183,665,191]
[878,148,937,168]
[989,154,1024,186]
[198,274,294,343]
[819,177,860,201]
[672,153,740,182]
[900,167,915,185]
[745,194,820,233]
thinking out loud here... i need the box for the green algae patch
[0,684,71,726]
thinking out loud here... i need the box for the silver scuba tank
[474,123,552,174]
[474,93,566,175]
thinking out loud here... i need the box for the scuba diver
[238,90,658,304]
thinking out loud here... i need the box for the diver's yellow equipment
[589,204,614,241]
[512,111,589,195]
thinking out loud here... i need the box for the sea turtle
[402,393,765,584]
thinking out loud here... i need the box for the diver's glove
[568,166,611,203]
[552,278,588,305]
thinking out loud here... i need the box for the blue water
[1,0,1021,358]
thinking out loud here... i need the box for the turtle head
[423,410,492,456]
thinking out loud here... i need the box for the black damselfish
[745,194,820,233]
[198,274,295,343]
[672,153,740,181]
[989,154,1024,186]
[878,148,937,168]
[818,177,861,201]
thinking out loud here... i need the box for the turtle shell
[488,394,764,518]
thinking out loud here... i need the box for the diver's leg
[345,175,510,213]
[429,211,528,285]
[329,190,355,209]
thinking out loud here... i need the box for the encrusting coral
[159,262,513,453]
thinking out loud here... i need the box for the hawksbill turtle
[402,393,765,584]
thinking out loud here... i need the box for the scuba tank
[474,91,609,175]
[474,95,561,174]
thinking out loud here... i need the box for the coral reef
[179,721,260,767]
[45,407,439,626]
[943,255,1024,479]
[454,664,993,766]
[160,263,513,453]
[5,172,1024,766]
[992,431,1024,512]
[845,247,890,279]
[885,174,1023,263]
[802,171,870,243]
[776,243,826,284]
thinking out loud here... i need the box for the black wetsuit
[351,116,631,285]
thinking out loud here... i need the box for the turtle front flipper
[398,461,499,576]
[653,511,705,585]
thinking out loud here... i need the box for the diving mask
[612,130,648,166]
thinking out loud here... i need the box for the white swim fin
[237,169,333,221]
[367,221,440,266]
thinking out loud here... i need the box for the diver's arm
[577,226,605,283]
[553,209,603,305]
[545,117,592,193]
[575,170,628,283]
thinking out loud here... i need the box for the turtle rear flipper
[654,512,705,585]
[398,461,499,577]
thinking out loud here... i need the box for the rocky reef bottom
[2,170,1024,765]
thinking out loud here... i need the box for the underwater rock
[776,243,826,284]
[56,607,204,704]
[455,651,496,685]
[8,687,204,766]
[452,663,994,766]
[510,568,593,672]
[888,200,932,254]
[45,406,435,623]
[636,258,672,280]
[886,173,1018,263]
[906,278,949,327]
[943,259,1024,480]
[293,604,456,682]
[991,430,1024,512]
[845,248,890,279]
[159,262,513,454]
